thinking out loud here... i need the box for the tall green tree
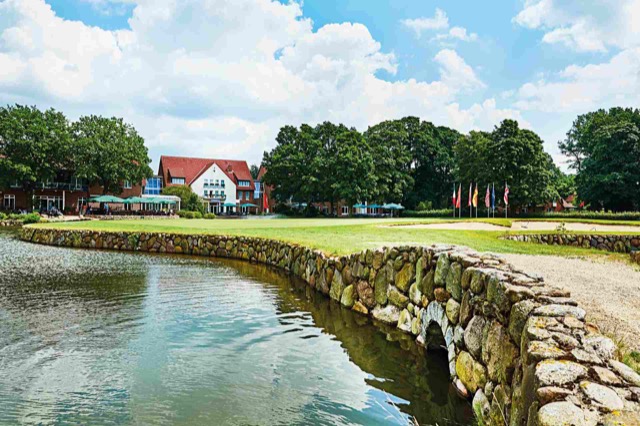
[560,108,640,211]
[331,128,376,210]
[0,105,72,208]
[364,119,413,204]
[72,115,152,195]
[456,120,554,209]
[162,185,205,213]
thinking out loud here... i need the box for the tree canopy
[161,184,205,213]
[72,115,152,194]
[0,105,72,196]
[560,108,640,211]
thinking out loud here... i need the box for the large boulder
[482,321,519,384]
[445,262,463,301]
[464,316,487,360]
[434,254,450,287]
[456,351,487,393]
[395,262,415,292]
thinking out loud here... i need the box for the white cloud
[401,8,449,37]
[514,48,640,112]
[514,0,640,52]
[435,26,479,42]
[0,0,505,166]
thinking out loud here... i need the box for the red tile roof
[159,156,255,190]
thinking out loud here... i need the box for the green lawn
[31,217,637,258]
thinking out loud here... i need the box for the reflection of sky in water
[0,231,473,425]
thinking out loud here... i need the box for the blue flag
[491,183,495,209]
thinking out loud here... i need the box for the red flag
[263,190,269,211]
[456,184,461,208]
[485,185,490,208]
[504,183,509,206]
[452,185,457,207]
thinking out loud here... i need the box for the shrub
[21,213,41,224]
[203,213,216,219]
[0,212,7,220]
[403,209,454,218]
[193,211,203,219]
[416,201,433,211]
[515,211,640,220]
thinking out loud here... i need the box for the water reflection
[0,230,472,425]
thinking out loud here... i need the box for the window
[238,180,251,187]
[144,177,162,195]
[341,205,349,216]
[123,180,132,189]
[171,178,185,185]
[3,195,15,210]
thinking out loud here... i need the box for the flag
[504,183,509,206]
[263,190,269,212]
[456,184,461,208]
[472,183,478,208]
[491,183,495,209]
[485,185,490,208]
[452,184,457,207]
[468,183,472,207]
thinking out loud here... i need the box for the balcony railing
[203,183,225,189]
[203,194,227,201]
[36,182,89,191]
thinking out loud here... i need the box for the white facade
[190,163,237,213]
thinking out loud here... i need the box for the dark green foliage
[561,108,640,211]
[72,115,152,195]
[203,213,216,219]
[402,209,454,218]
[162,185,205,214]
[250,164,260,180]
[0,105,72,208]
[455,120,556,209]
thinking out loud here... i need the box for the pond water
[0,230,473,425]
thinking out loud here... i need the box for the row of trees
[0,105,153,205]
[262,117,575,211]
[560,107,640,211]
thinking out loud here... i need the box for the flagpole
[453,183,456,218]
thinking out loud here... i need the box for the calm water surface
[0,230,473,425]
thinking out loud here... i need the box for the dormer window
[171,177,185,184]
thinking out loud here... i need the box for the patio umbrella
[368,204,382,209]
[123,196,146,204]
[240,203,258,208]
[382,203,405,210]
[89,195,125,203]
[223,202,237,207]
[352,203,365,208]
[150,198,176,204]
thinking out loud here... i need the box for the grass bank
[30,217,636,258]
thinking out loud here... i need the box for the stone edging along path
[0,220,22,227]
[20,227,640,426]
[503,233,640,254]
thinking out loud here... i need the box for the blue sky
[2,0,638,170]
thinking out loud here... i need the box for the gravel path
[504,254,640,351]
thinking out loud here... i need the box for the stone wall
[21,227,640,426]
[504,233,640,253]
[0,220,22,227]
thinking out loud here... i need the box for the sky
[1,0,639,172]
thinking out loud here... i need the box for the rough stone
[508,300,538,345]
[395,263,415,292]
[537,401,597,426]
[536,386,574,405]
[535,360,589,387]
[610,360,640,386]
[534,304,586,321]
[456,351,488,393]
[445,262,463,301]
[434,287,451,302]
[374,269,388,305]
[526,340,569,363]
[482,321,519,384]
[470,269,486,294]
[453,325,465,348]
[601,411,640,426]
[472,389,490,426]
[352,301,368,315]
[340,284,355,308]
[580,381,624,411]
[464,316,487,360]
[590,366,623,386]
[356,280,375,308]
[409,283,422,305]
[388,287,409,308]
[459,291,473,327]
[397,309,412,333]
[329,270,345,301]
[445,298,461,325]
[434,254,450,287]
[583,335,617,361]
[372,305,400,324]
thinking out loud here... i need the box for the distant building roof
[159,156,255,190]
